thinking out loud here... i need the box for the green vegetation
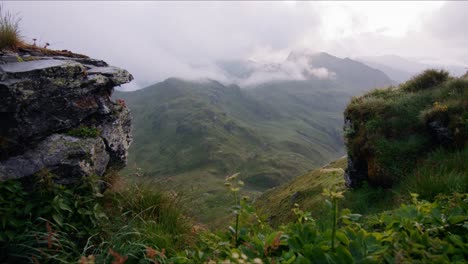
[0,5,23,50]
[218,192,468,264]
[0,173,194,263]
[114,53,395,224]
[1,173,467,263]
[257,70,467,226]
[398,147,468,200]
[117,78,347,189]
[345,70,467,186]
[401,69,449,92]
[66,125,102,138]
[116,78,350,224]
[256,157,347,226]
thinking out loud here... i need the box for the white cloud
[3,1,466,88]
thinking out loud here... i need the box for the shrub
[173,191,468,263]
[443,78,468,97]
[401,69,449,92]
[0,5,23,50]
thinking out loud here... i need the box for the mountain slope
[115,52,394,223]
[116,78,346,190]
[257,69,468,226]
[286,51,394,91]
[256,156,347,226]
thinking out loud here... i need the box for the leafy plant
[174,192,468,263]
[0,173,107,263]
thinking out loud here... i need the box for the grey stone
[98,105,133,169]
[344,157,367,188]
[0,55,132,157]
[0,59,76,73]
[0,51,133,186]
[0,134,109,185]
[87,66,133,85]
[428,121,453,145]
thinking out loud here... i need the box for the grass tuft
[0,5,24,50]
[397,147,468,200]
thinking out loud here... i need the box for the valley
[115,52,393,223]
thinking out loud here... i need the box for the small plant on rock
[66,125,101,138]
[0,5,23,50]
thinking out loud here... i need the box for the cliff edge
[0,49,133,185]
[343,69,467,188]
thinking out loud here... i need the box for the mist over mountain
[211,50,393,88]
[356,54,467,83]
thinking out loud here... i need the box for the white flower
[253,258,263,264]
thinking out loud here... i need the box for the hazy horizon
[5,1,468,90]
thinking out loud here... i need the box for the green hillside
[117,78,345,190]
[114,54,393,223]
[115,78,348,223]
[256,156,347,226]
[256,69,468,226]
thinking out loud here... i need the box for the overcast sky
[4,1,468,90]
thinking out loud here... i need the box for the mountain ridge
[115,52,394,222]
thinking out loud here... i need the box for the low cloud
[4,1,467,89]
[225,56,336,87]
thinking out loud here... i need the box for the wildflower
[253,258,263,264]
[109,248,128,264]
[79,255,95,264]
[146,246,157,259]
[433,101,448,112]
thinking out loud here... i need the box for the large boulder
[0,50,133,185]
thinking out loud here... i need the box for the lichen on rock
[0,49,133,186]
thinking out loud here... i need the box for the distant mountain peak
[286,49,334,62]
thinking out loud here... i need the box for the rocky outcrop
[0,50,133,185]
[343,70,467,188]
